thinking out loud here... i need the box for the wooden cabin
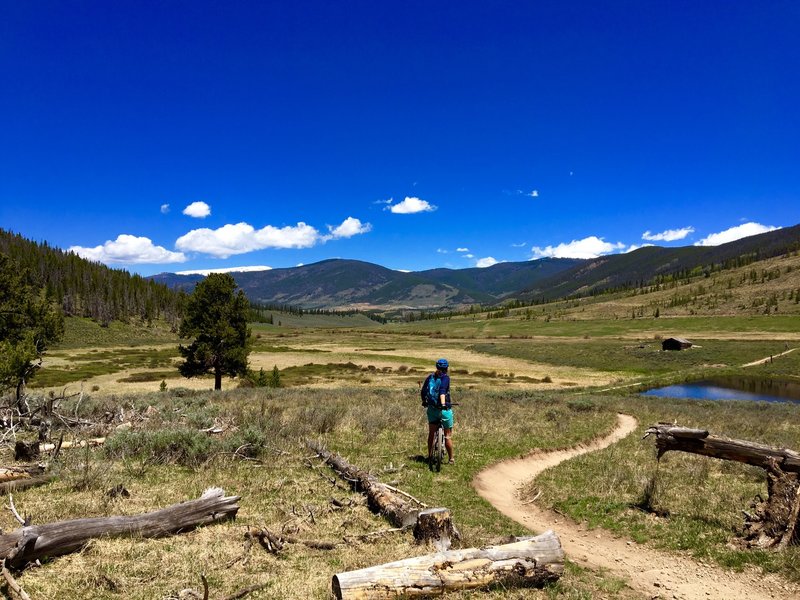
[662,337,693,351]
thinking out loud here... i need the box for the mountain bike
[429,403,458,473]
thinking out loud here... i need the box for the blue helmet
[436,358,449,370]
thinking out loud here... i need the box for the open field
[11,300,800,598]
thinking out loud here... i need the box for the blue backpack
[421,373,441,407]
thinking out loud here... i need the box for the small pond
[642,376,800,404]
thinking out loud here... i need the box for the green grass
[387,314,800,339]
[33,347,179,388]
[468,338,793,376]
[530,394,800,580]
[57,317,180,349]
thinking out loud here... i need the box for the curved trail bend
[474,414,794,600]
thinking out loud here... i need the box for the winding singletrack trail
[474,414,796,599]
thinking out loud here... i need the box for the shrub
[105,429,214,467]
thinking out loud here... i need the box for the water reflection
[642,376,800,404]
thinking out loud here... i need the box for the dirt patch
[473,414,795,600]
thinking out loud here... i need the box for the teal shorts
[427,406,453,429]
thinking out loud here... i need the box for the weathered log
[331,530,564,599]
[644,423,800,547]
[0,474,56,496]
[643,424,800,473]
[306,440,422,529]
[0,487,240,568]
[14,437,105,461]
[0,466,45,483]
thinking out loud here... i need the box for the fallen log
[306,440,422,529]
[0,487,240,568]
[331,530,564,599]
[0,466,45,483]
[644,423,800,548]
[14,438,105,461]
[0,474,56,496]
[643,424,800,472]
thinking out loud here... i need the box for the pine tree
[0,254,64,406]
[178,273,251,390]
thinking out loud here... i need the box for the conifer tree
[0,254,64,406]
[178,273,251,390]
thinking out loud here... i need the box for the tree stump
[412,508,460,551]
[742,458,800,549]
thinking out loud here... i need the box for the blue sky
[2,1,798,276]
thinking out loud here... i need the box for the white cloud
[511,242,527,248]
[326,217,372,239]
[642,226,695,242]
[176,222,320,258]
[175,266,272,275]
[476,257,500,268]
[175,217,371,258]
[160,204,170,214]
[386,196,436,214]
[694,222,780,247]
[436,248,448,254]
[69,234,187,265]
[183,201,211,218]
[456,247,470,252]
[626,243,655,253]
[463,253,475,259]
[531,236,626,259]
[515,189,539,198]
[373,197,393,205]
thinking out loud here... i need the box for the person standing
[423,358,454,464]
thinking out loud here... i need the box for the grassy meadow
[7,272,800,599]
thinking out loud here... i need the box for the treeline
[0,229,185,326]
[248,301,387,324]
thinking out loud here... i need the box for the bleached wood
[331,531,564,599]
[0,488,240,568]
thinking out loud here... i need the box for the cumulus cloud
[326,217,372,239]
[386,196,436,214]
[175,266,272,275]
[476,257,500,268]
[694,222,780,247]
[463,253,475,259]
[642,226,695,242]
[183,201,211,218]
[176,217,371,258]
[69,234,186,265]
[176,222,319,258]
[531,236,625,259]
[456,247,470,252]
[160,204,170,214]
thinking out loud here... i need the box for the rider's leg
[427,422,438,457]
[443,427,453,461]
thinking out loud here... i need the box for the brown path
[741,347,797,367]
[473,414,795,599]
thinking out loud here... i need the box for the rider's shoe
[448,458,455,465]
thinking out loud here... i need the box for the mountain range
[150,224,800,311]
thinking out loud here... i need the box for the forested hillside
[0,229,184,325]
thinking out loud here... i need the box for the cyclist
[425,358,454,464]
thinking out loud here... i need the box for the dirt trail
[741,347,797,367]
[474,414,795,599]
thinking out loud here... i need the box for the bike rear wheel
[433,427,444,472]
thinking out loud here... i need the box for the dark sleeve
[439,375,450,398]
